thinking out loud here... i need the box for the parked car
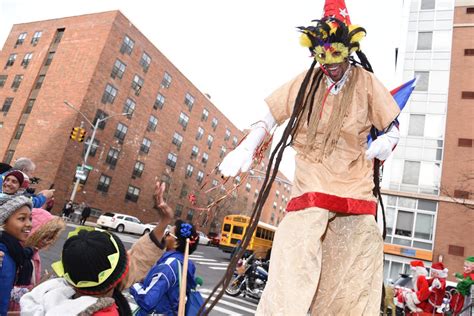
[207,232,220,247]
[97,212,155,235]
[197,231,210,246]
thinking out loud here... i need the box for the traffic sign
[75,170,87,181]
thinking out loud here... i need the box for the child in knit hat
[8,208,66,311]
[0,195,33,315]
[21,228,131,315]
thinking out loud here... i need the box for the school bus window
[223,224,231,232]
[256,227,262,238]
[263,230,268,240]
[233,226,244,234]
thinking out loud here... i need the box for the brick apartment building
[433,1,474,278]
[381,0,474,282]
[0,11,290,233]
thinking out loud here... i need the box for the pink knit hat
[31,208,55,235]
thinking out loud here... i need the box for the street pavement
[40,223,258,315]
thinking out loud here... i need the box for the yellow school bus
[219,214,276,258]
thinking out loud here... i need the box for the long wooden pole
[178,238,190,316]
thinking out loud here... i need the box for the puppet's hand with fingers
[219,110,276,177]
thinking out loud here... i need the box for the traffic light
[77,128,86,142]
[70,127,80,141]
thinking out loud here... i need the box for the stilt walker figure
[219,0,401,314]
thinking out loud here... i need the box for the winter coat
[0,243,16,316]
[20,278,119,316]
[130,251,197,316]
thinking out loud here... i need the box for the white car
[97,212,155,235]
[197,231,210,245]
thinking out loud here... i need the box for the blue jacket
[0,243,16,316]
[130,251,197,316]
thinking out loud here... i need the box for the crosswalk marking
[201,293,257,314]
[209,267,228,270]
[197,262,228,266]
[190,257,218,262]
[190,254,203,258]
[200,288,258,308]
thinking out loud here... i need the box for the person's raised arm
[150,182,174,244]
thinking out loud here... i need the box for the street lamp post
[64,100,130,203]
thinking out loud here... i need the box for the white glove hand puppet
[365,124,400,161]
[219,109,276,177]
[429,278,442,291]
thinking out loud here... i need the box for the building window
[161,72,172,88]
[111,59,126,79]
[11,75,23,90]
[461,91,474,99]
[154,93,165,109]
[232,136,238,147]
[45,51,55,66]
[6,54,17,67]
[458,138,473,147]
[1,97,14,112]
[197,171,204,183]
[276,190,280,198]
[180,184,189,198]
[187,209,194,221]
[465,49,474,56]
[166,153,177,170]
[147,115,158,132]
[225,129,231,141]
[84,137,99,157]
[245,183,251,192]
[201,152,209,164]
[402,161,421,185]
[53,28,65,44]
[106,148,120,166]
[140,138,151,154]
[24,98,35,114]
[175,204,183,218]
[207,135,214,149]
[255,189,259,198]
[201,109,209,121]
[120,35,135,55]
[139,52,151,72]
[172,132,183,149]
[417,32,433,50]
[178,112,189,130]
[196,127,204,140]
[0,75,7,87]
[34,75,45,89]
[133,161,145,178]
[97,174,111,192]
[31,31,42,45]
[15,32,27,46]
[21,53,33,68]
[420,0,435,10]
[408,114,425,136]
[14,124,25,140]
[185,164,194,178]
[114,122,128,142]
[101,84,117,104]
[93,109,108,129]
[4,150,15,164]
[125,185,140,202]
[467,7,474,14]
[131,74,144,96]
[449,245,465,256]
[220,146,226,158]
[191,145,199,158]
[414,71,429,91]
[123,98,136,118]
[211,118,218,130]
[184,93,195,111]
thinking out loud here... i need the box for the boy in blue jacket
[130,220,200,316]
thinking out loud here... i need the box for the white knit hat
[0,195,32,224]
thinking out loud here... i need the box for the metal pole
[70,120,88,203]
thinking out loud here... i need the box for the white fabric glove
[219,110,276,177]
[365,125,400,161]
[429,278,442,291]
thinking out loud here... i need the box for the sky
[0,0,405,180]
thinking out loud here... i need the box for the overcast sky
[0,0,405,179]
